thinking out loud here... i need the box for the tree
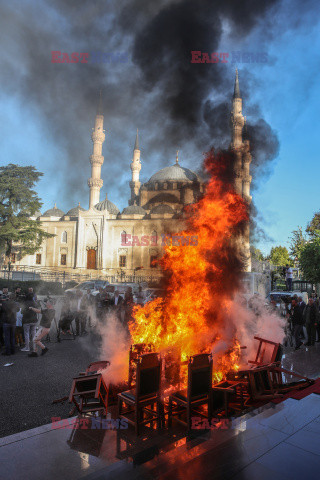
[299,237,320,282]
[0,164,54,263]
[250,245,264,261]
[306,212,320,238]
[268,245,292,266]
[289,226,307,259]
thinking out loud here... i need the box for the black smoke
[0,0,303,213]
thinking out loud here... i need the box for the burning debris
[129,149,248,383]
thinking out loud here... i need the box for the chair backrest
[136,353,161,398]
[188,353,213,399]
[86,361,110,374]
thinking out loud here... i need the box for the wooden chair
[248,336,283,367]
[69,373,109,416]
[118,352,162,435]
[79,360,110,376]
[168,353,213,430]
[128,343,153,389]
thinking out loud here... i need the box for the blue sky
[0,0,319,256]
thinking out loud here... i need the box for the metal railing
[0,264,163,286]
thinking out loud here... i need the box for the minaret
[129,129,141,205]
[88,92,105,208]
[230,69,252,272]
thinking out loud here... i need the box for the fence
[0,265,164,286]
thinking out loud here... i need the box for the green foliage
[0,164,54,260]
[0,279,63,295]
[269,245,292,266]
[306,212,320,238]
[299,237,320,283]
[250,246,264,261]
[289,226,307,259]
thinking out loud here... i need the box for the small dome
[94,195,119,215]
[122,205,146,215]
[148,164,200,184]
[151,204,174,214]
[42,205,65,217]
[65,204,86,217]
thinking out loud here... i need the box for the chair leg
[117,396,122,418]
[208,394,212,422]
[156,401,160,431]
[187,403,191,431]
[135,404,139,435]
[168,397,173,427]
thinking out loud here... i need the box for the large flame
[129,150,249,382]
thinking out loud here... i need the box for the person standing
[1,294,19,356]
[75,290,87,336]
[28,298,55,356]
[21,293,38,353]
[123,287,134,325]
[109,290,123,321]
[285,265,293,291]
[136,285,145,306]
[0,287,9,349]
[291,298,305,350]
[303,298,318,346]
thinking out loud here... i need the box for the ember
[129,150,249,384]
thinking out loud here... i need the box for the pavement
[0,328,98,438]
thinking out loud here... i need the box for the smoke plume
[0,0,286,212]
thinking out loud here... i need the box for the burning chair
[168,353,213,431]
[128,343,154,389]
[227,337,313,405]
[118,352,162,435]
[69,361,110,416]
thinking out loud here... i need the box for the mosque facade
[11,71,251,275]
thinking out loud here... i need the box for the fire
[129,150,249,383]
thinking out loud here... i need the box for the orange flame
[129,150,249,382]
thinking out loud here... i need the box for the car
[65,280,109,296]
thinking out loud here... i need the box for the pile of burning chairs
[68,336,314,435]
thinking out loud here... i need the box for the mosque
[13,71,252,275]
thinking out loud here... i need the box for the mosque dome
[42,205,65,217]
[94,194,120,215]
[148,163,200,184]
[122,205,146,215]
[65,204,86,217]
[150,204,174,214]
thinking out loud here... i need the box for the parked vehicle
[65,280,109,296]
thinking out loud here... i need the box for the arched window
[121,231,127,245]
[61,231,67,243]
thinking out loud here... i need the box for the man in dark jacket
[303,298,318,346]
[0,294,19,355]
[291,299,305,350]
[21,293,38,353]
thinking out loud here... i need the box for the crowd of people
[0,285,141,358]
[288,294,320,349]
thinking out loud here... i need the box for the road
[0,330,98,438]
